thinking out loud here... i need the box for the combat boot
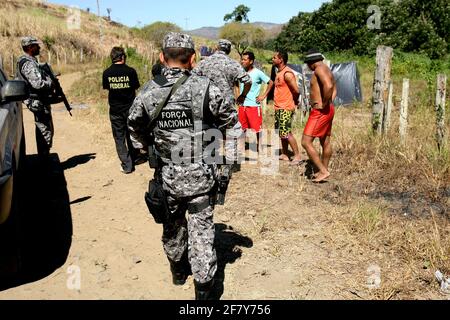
[194,279,215,300]
[169,254,191,286]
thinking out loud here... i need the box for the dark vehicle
[0,66,29,275]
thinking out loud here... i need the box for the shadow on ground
[61,153,96,171]
[212,223,253,300]
[0,154,73,291]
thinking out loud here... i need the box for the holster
[144,179,170,224]
[148,145,158,169]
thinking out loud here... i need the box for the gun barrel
[41,63,72,116]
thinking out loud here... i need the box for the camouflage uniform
[193,39,252,104]
[128,33,241,285]
[17,37,54,156]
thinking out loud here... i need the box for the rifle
[40,63,73,116]
[215,165,232,206]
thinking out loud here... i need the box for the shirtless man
[301,49,337,182]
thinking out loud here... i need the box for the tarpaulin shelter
[287,62,363,108]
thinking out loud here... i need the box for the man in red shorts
[301,49,337,183]
[239,51,274,151]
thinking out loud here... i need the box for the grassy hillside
[0,0,159,76]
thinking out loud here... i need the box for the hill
[0,0,158,76]
[188,22,284,40]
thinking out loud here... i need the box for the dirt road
[0,72,444,300]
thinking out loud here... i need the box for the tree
[220,22,266,57]
[139,22,182,48]
[274,0,449,58]
[224,5,251,23]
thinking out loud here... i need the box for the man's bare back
[310,64,337,110]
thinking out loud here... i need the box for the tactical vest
[151,74,215,165]
[16,55,50,100]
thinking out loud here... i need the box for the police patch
[157,109,194,130]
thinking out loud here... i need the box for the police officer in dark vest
[103,47,142,174]
[128,33,242,300]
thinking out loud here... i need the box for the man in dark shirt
[103,47,142,174]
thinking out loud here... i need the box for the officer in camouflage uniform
[128,33,241,300]
[17,36,54,158]
[194,39,251,171]
[193,39,252,106]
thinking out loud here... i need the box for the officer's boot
[169,253,191,286]
[194,279,215,300]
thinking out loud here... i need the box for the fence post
[80,48,84,63]
[0,54,3,70]
[399,78,409,143]
[435,74,447,152]
[372,46,393,134]
[64,50,67,65]
[56,51,60,66]
[383,81,394,134]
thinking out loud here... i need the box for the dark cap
[163,32,195,50]
[304,48,324,64]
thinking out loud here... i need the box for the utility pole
[97,0,103,43]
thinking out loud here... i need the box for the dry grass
[243,66,449,299]
[323,201,450,300]
[0,0,159,77]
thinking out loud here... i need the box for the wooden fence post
[80,48,84,63]
[383,81,394,134]
[435,74,447,152]
[372,46,393,134]
[0,54,3,70]
[64,50,67,65]
[56,51,60,66]
[399,78,410,143]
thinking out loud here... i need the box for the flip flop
[312,173,330,183]
[289,159,305,166]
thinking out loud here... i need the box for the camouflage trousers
[162,193,217,284]
[32,105,54,156]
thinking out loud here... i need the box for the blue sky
[48,0,330,30]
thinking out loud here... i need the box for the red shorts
[239,106,263,133]
[304,104,335,138]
